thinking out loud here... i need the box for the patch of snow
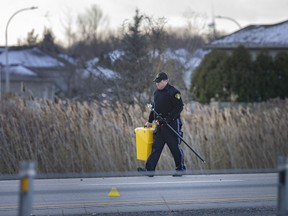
[98,66,119,79]
[161,48,210,89]
[82,67,119,79]
[108,50,124,62]
[183,49,210,89]
[58,54,76,65]
[82,57,119,79]
[162,48,188,65]
[86,58,99,67]
[6,65,37,76]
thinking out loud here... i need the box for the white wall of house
[1,79,55,99]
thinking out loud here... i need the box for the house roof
[82,57,119,79]
[0,64,56,82]
[207,20,288,49]
[4,65,37,76]
[0,47,64,68]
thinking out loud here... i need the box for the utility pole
[4,6,38,93]
[215,15,242,29]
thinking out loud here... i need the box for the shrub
[191,46,288,103]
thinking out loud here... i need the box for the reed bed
[0,97,287,174]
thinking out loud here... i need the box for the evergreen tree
[26,29,39,46]
[274,52,288,99]
[191,49,229,103]
[39,28,60,54]
[114,9,153,104]
[190,46,288,103]
[228,46,253,102]
[253,50,275,101]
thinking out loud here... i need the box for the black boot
[137,167,154,177]
[172,169,186,177]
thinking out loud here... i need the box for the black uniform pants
[145,118,185,171]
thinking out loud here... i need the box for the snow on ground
[108,49,125,62]
[161,48,210,89]
[183,49,210,88]
[82,57,119,79]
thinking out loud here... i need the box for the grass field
[0,97,287,174]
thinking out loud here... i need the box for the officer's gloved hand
[144,122,153,128]
[157,119,166,126]
[156,114,167,126]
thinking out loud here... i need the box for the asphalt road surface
[0,173,278,215]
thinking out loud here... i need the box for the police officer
[138,72,186,177]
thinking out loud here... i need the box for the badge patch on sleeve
[175,93,181,99]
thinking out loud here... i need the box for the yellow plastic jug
[134,127,155,161]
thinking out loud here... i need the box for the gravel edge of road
[68,206,277,216]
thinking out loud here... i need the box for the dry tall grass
[0,97,287,174]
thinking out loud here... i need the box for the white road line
[80,179,243,186]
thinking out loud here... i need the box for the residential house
[206,19,288,59]
[0,46,73,99]
[185,19,288,89]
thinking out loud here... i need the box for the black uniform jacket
[148,83,184,123]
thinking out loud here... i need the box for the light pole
[215,15,242,29]
[4,6,38,94]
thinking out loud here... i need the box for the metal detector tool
[147,104,206,163]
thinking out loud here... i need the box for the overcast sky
[1,0,287,46]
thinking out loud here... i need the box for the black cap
[153,72,168,83]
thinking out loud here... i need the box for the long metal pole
[0,64,2,102]
[150,107,205,163]
[215,15,242,29]
[165,121,206,163]
[5,6,38,93]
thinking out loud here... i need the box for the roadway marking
[80,179,243,186]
